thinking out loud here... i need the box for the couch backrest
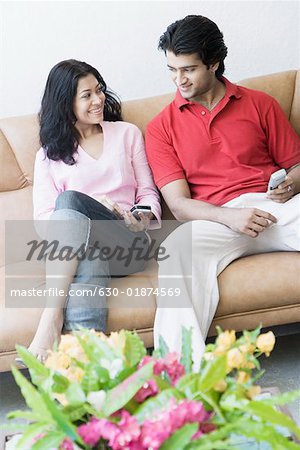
[1,70,299,266]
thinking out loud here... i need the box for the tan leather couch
[1,70,299,372]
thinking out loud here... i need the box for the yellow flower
[66,366,84,383]
[67,345,88,363]
[214,379,228,392]
[256,331,275,357]
[203,352,215,361]
[216,330,236,354]
[237,370,250,384]
[94,330,108,340]
[107,331,126,352]
[247,385,261,399]
[243,359,256,369]
[54,393,68,405]
[58,334,79,352]
[45,351,71,370]
[227,348,244,370]
[239,342,256,354]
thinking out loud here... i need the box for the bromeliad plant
[5,327,300,449]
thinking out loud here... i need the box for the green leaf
[134,388,185,423]
[176,373,200,398]
[243,326,261,340]
[76,330,116,363]
[220,389,249,412]
[15,422,50,450]
[0,423,28,433]
[112,366,136,386]
[15,345,49,377]
[180,327,193,374]
[31,431,65,450]
[81,363,109,393]
[197,354,227,392]
[160,423,198,450]
[158,334,169,357]
[51,373,70,393]
[153,374,172,391]
[244,400,300,439]
[6,409,40,421]
[123,330,147,366]
[15,345,52,392]
[40,391,81,443]
[62,404,89,422]
[261,389,300,407]
[103,361,154,416]
[196,390,225,422]
[186,421,238,448]
[235,418,300,450]
[11,366,54,423]
[65,383,86,406]
[186,439,236,450]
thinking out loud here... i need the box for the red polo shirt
[145,77,300,206]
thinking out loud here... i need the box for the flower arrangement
[5,327,300,449]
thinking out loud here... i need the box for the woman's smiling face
[73,74,105,127]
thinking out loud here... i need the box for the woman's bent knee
[55,190,85,212]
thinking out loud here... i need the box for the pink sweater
[33,121,161,227]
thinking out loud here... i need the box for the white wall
[0,0,299,118]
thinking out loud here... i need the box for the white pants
[154,193,300,369]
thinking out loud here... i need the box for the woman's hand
[94,195,124,218]
[123,210,153,232]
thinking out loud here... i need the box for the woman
[21,59,161,363]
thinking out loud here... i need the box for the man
[145,15,300,368]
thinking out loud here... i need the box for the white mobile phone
[130,205,151,220]
[268,169,287,191]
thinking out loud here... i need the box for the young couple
[23,15,300,367]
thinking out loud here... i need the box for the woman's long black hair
[39,59,122,165]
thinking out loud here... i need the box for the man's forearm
[287,164,300,194]
[172,197,234,227]
[171,196,277,239]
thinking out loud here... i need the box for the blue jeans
[48,190,150,332]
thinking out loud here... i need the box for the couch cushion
[217,252,300,316]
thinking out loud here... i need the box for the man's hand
[267,175,295,203]
[94,195,124,218]
[123,210,152,232]
[223,208,277,238]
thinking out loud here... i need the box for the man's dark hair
[158,15,228,79]
[39,59,122,165]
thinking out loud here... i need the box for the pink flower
[32,433,45,443]
[138,356,164,375]
[139,352,185,385]
[109,410,142,450]
[98,419,120,443]
[77,417,103,447]
[60,438,74,450]
[134,379,159,403]
[142,418,172,450]
[141,399,211,449]
[162,352,185,384]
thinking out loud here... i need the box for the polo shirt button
[201,111,206,115]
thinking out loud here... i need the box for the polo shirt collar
[174,76,242,109]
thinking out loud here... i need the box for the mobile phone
[267,169,287,191]
[130,205,151,220]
